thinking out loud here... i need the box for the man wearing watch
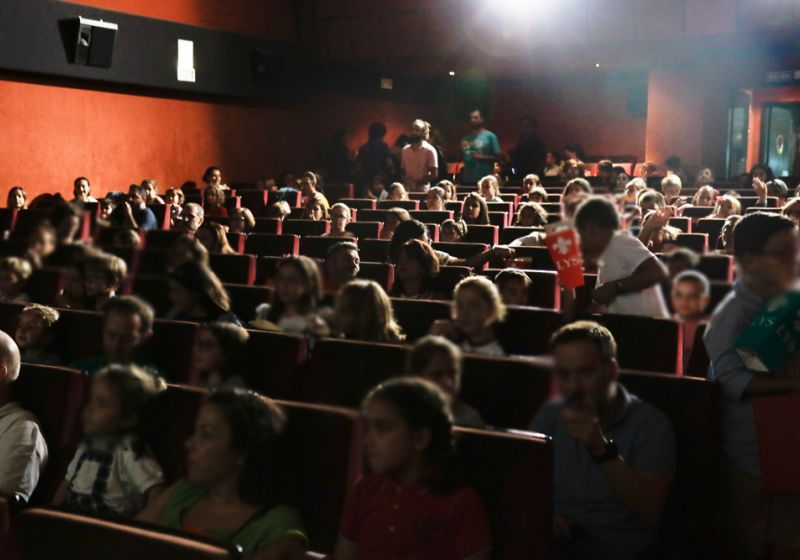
[529,321,675,559]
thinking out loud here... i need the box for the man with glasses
[705,212,800,559]
[174,202,204,234]
[530,321,675,559]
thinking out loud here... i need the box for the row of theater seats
[3,357,719,557]
[2,363,552,558]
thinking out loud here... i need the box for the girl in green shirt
[138,389,307,559]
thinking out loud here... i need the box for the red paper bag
[753,393,800,494]
[545,221,584,289]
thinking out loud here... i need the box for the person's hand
[646,207,672,230]
[553,513,572,539]
[492,245,515,259]
[559,398,607,455]
[429,319,455,338]
[591,282,618,305]
[753,177,768,200]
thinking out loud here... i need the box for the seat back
[434,266,473,299]
[464,224,499,245]
[499,226,544,244]
[13,364,87,504]
[252,218,282,234]
[620,372,719,551]
[685,323,710,378]
[14,508,239,560]
[461,355,554,429]
[274,400,362,553]
[697,254,734,282]
[391,298,451,342]
[299,236,348,259]
[132,275,172,316]
[256,256,282,285]
[432,242,489,262]
[145,320,199,383]
[694,219,725,247]
[355,209,387,223]
[409,210,452,223]
[595,314,682,374]
[146,204,171,230]
[456,428,552,559]
[498,307,565,355]
[668,217,691,233]
[482,269,560,310]
[224,284,273,324]
[302,338,409,406]
[674,233,708,254]
[225,232,246,253]
[27,268,64,306]
[283,219,331,237]
[0,208,18,233]
[376,199,418,210]
[244,233,299,257]
[144,230,185,249]
[208,253,256,285]
[346,221,381,239]
[51,309,105,363]
[502,246,555,270]
[680,206,714,219]
[339,198,375,210]
[9,209,48,240]
[356,262,394,292]
[244,330,308,399]
[137,249,170,276]
[358,239,390,263]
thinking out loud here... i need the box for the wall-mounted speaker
[68,16,118,68]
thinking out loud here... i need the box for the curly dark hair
[389,219,428,263]
[205,388,288,507]
[390,239,440,297]
[364,377,460,492]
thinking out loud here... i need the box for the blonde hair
[268,201,292,219]
[522,174,541,187]
[165,187,185,205]
[453,276,506,322]
[203,184,226,207]
[21,304,60,327]
[692,185,718,206]
[330,203,351,220]
[713,194,741,217]
[661,175,682,196]
[478,175,500,194]
[335,280,405,343]
[0,257,33,282]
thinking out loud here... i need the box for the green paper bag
[736,291,800,373]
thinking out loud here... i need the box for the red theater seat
[13,364,86,504]
[208,253,256,285]
[675,233,709,254]
[299,236,350,259]
[481,269,560,310]
[594,314,683,374]
[132,275,172,316]
[432,242,489,268]
[144,230,185,249]
[238,190,268,213]
[137,249,170,276]
[224,284,273,324]
[681,206,714,219]
[27,268,64,306]
[499,226,544,245]
[391,298,451,342]
[146,204,171,230]
[488,211,509,228]
[346,221,381,239]
[244,233,299,257]
[339,198,376,210]
[464,224,499,245]
[244,330,308,399]
[409,210,452,223]
[0,208,18,233]
[252,217,283,234]
[620,372,719,553]
[376,199,418,211]
[146,320,199,383]
[353,209,387,223]
[283,219,331,237]
[693,219,725,247]
[10,210,48,241]
[256,256,282,285]
[685,323,710,378]
[358,239,390,263]
[225,232,246,253]
[14,508,239,560]
[267,190,301,209]
[668,217,691,233]
[456,428,552,560]
[356,262,394,292]
[436,266,473,297]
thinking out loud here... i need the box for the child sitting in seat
[192,322,250,389]
[407,336,485,427]
[0,257,32,303]
[712,194,742,219]
[515,202,549,228]
[324,203,356,239]
[266,200,292,221]
[478,175,503,202]
[24,223,57,269]
[671,270,711,372]
[379,207,411,240]
[252,255,329,335]
[332,377,492,559]
[303,198,327,221]
[494,268,531,307]
[54,260,86,309]
[440,219,467,243]
[430,276,508,357]
[425,186,446,212]
[334,280,405,343]
[83,252,128,311]
[390,239,445,300]
[203,184,228,217]
[53,364,166,517]
[15,304,63,366]
[575,196,669,318]
[462,193,490,226]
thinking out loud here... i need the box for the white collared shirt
[0,401,48,501]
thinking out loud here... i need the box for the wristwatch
[613,281,625,295]
[591,439,619,465]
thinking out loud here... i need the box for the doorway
[760,103,800,177]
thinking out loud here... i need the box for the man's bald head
[0,330,21,383]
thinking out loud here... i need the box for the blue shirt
[530,384,675,559]
[133,207,158,231]
[703,281,764,476]
[461,129,500,184]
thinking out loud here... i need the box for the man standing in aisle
[461,109,501,185]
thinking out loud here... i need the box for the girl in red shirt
[203,184,228,217]
[332,377,492,560]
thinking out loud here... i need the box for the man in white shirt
[0,330,48,502]
[575,197,669,318]
[400,119,438,192]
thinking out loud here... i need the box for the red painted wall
[62,0,296,41]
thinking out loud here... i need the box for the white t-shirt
[0,402,48,501]
[66,434,164,516]
[509,232,546,247]
[460,338,506,357]
[597,231,669,318]
[401,141,438,191]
